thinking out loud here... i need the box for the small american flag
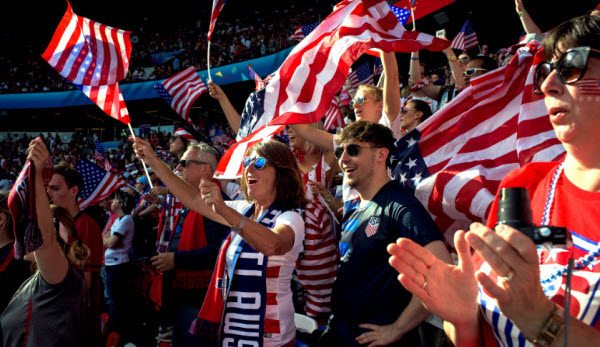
[248,65,265,90]
[208,0,226,41]
[94,139,105,161]
[323,97,345,131]
[42,1,131,124]
[373,57,383,76]
[76,159,127,209]
[577,78,600,96]
[339,88,351,106]
[154,67,207,125]
[290,22,319,41]
[365,217,380,237]
[451,19,479,51]
[348,62,375,90]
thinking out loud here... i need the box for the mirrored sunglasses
[242,156,269,170]
[533,46,600,95]
[349,95,366,108]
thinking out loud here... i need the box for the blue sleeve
[173,218,231,271]
[392,203,443,247]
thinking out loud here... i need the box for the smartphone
[436,29,446,39]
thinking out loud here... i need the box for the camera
[496,187,569,245]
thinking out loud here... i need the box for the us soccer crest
[365,217,380,237]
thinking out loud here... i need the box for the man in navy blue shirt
[318,121,452,346]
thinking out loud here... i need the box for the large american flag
[348,62,375,90]
[290,22,319,41]
[154,67,207,125]
[76,159,127,209]
[248,65,265,90]
[215,124,285,178]
[323,97,345,131]
[451,19,479,51]
[208,0,226,41]
[42,1,131,124]
[390,41,565,244]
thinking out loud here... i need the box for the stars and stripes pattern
[248,65,265,90]
[42,1,131,124]
[451,19,479,51]
[254,0,448,129]
[208,0,226,42]
[390,41,565,244]
[339,88,351,106]
[290,22,319,41]
[389,5,411,26]
[348,62,375,90]
[154,67,207,125]
[323,97,345,131]
[373,57,384,75]
[94,139,105,161]
[75,159,127,209]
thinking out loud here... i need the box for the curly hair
[240,140,309,210]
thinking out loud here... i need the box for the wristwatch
[448,56,458,61]
[231,215,248,235]
[528,304,565,346]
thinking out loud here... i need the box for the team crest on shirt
[365,217,380,237]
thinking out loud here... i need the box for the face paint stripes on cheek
[576,78,600,102]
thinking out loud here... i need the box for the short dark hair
[407,99,433,124]
[53,162,84,198]
[470,56,498,72]
[544,13,600,60]
[114,190,136,215]
[335,121,395,160]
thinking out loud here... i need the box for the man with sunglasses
[151,143,230,345]
[317,121,451,346]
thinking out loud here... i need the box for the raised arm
[132,137,229,226]
[28,139,69,285]
[288,124,335,152]
[381,51,401,123]
[208,81,242,134]
[516,0,542,35]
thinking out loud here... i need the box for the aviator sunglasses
[178,159,208,168]
[349,95,367,108]
[533,46,600,95]
[242,156,269,170]
[334,144,382,159]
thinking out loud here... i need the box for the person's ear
[415,111,423,120]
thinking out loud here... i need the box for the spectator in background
[399,99,433,137]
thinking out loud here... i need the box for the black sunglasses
[533,46,600,95]
[178,159,208,168]
[334,144,382,159]
[242,156,269,170]
[463,68,488,77]
[349,95,366,108]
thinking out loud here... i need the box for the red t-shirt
[477,162,600,345]
[74,212,103,274]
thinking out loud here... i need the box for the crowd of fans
[2,1,600,347]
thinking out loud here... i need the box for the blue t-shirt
[329,180,443,345]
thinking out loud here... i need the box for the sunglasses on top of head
[533,46,600,95]
[463,68,489,77]
[242,156,269,170]
[178,159,207,168]
[350,95,366,108]
[334,143,382,159]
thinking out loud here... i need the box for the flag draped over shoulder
[76,159,127,209]
[390,41,565,244]
[261,0,448,129]
[154,67,207,125]
[42,1,132,124]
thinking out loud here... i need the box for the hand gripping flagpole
[127,123,154,189]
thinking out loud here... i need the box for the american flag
[389,5,411,26]
[215,124,285,178]
[75,159,127,209]
[323,97,345,131]
[214,132,229,145]
[290,22,319,41]
[42,1,131,124]
[154,67,207,125]
[103,158,112,171]
[390,41,565,244]
[94,139,105,161]
[373,57,384,75]
[451,19,479,51]
[339,88,351,106]
[248,65,265,90]
[577,78,600,96]
[348,62,375,90]
[208,0,226,41]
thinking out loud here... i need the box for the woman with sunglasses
[1,139,91,346]
[387,13,600,347]
[399,99,433,137]
[132,138,308,346]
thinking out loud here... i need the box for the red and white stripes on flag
[208,0,226,42]
[75,159,128,209]
[253,0,448,130]
[450,20,479,52]
[392,41,565,244]
[215,124,285,178]
[323,97,345,131]
[347,62,375,90]
[155,67,207,125]
[42,1,132,124]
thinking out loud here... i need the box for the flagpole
[207,41,212,81]
[410,7,416,30]
[127,123,154,189]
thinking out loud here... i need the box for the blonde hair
[303,121,326,156]
[357,85,383,102]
